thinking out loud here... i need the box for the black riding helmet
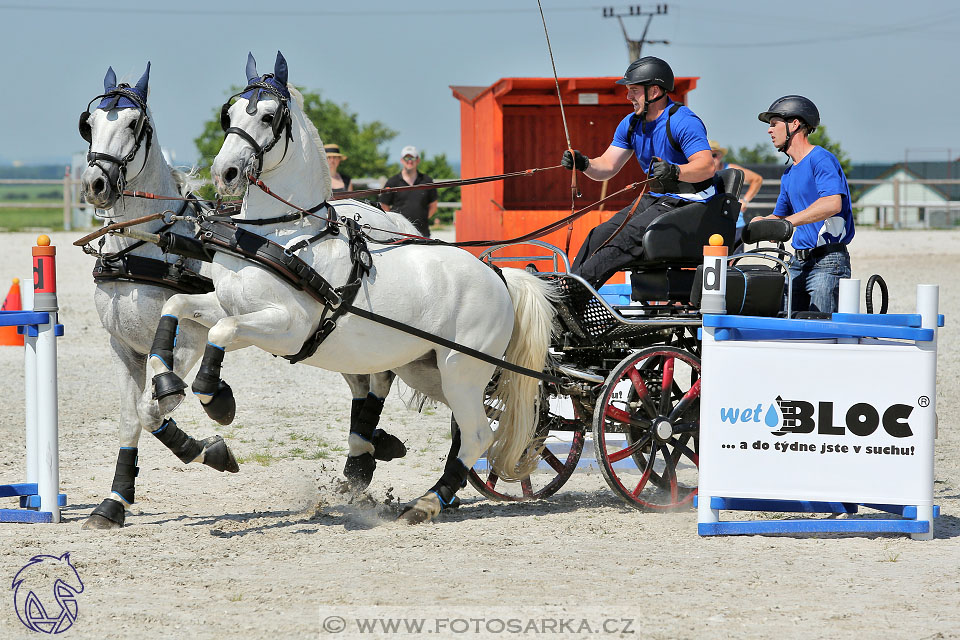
[759,95,820,156]
[615,56,675,91]
[758,95,820,132]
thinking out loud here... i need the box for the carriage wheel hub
[654,418,673,441]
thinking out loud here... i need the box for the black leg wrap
[428,446,469,511]
[192,345,235,425]
[192,343,225,395]
[88,498,127,527]
[110,448,139,504]
[443,427,468,489]
[149,315,179,370]
[151,418,203,464]
[352,393,384,439]
[352,393,405,461]
[343,453,377,490]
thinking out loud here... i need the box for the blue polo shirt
[611,100,714,201]
[773,146,855,250]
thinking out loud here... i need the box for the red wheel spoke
[659,357,675,415]
[630,447,658,497]
[485,472,499,490]
[631,468,652,497]
[541,449,567,474]
[660,443,679,503]
[626,367,650,401]
[668,433,699,468]
[604,405,650,429]
[521,476,533,497]
[606,433,652,463]
[668,379,701,422]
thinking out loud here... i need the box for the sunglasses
[711,152,723,159]
[402,155,417,162]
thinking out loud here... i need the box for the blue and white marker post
[33,237,61,523]
[697,249,942,538]
[0,236,64,524]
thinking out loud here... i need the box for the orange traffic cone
[0,278,24,346]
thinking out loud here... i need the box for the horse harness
[187,210,564,384]
[79,85,153,192]
[90,196,214,296]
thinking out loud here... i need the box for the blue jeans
[786,249,851,315]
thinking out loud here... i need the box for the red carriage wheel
[457,387,586,502]
[592,346,701,510]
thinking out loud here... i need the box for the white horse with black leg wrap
[146,51,558,523]
[76,63,238,530]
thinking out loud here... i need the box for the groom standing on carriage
[561,56,717,288]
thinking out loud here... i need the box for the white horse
[77,63,239,530]
[146,52,557,523]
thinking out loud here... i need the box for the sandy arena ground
[0,228,958,639]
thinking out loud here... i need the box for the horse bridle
[220,75,293,179]
[79,85,153,196]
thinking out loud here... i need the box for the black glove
[561,149,589,171]
[648,157,680,183]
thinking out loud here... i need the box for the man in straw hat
[324,144,353,193]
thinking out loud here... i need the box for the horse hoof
[343,453,376,490]
[199,381,236,425]
[200,435,239,473]
[153,371,186,414]
[372,429,407,461]
[398,505,431,525]
[82,498,126,530]
[157,391,185,416]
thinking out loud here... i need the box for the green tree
[726,142,779,165]
[193,86,398,199]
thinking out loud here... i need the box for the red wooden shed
[450,76,699,272]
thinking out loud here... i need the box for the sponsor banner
[700,338,936,505]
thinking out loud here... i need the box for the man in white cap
[379,145,439,237]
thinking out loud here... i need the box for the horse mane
[286,84,332,199]
[170,166,205,196]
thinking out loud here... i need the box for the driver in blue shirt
[561,56,716,288]
[750,95,854,315]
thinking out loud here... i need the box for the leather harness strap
[193,219,563,384]
[90,197,213,295]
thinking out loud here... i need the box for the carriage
[460,167,794,511]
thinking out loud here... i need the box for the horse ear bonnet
[80,63,151,142]
[221,51,291,136]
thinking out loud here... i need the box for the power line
[602,5,669,61]
[0,3,597,17]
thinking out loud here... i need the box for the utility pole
[602,5,669,61]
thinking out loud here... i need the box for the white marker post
[32,237,60,524]
[697,234,728,527]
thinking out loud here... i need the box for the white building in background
[853,164,960,229]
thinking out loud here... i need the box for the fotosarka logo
[11,552,84,634]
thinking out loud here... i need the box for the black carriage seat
[629,168,743,303]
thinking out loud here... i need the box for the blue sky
[2,0,959,168]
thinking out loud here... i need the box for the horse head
[79,62,154,210]
[213,51,323,198]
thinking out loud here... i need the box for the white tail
[486,269,558,480]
